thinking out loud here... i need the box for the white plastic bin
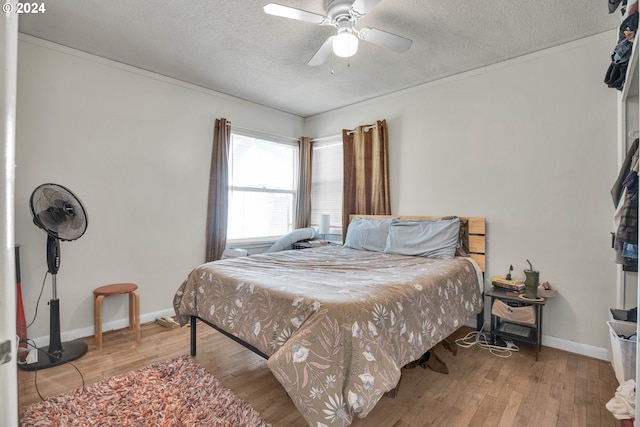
[607,320,637,384]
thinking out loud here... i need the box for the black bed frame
[189,309,485,359]
[190,315,269,359]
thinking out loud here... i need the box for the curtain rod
[345,124,376,135]
[311,123,376,142]
[226,122,301,143]
[310,134,340,143]
[225,122,377,143]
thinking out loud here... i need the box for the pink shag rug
[21,355,270,427]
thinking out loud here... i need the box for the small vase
[524,270,539,299]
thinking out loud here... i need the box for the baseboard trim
[467,318,609,361]
[28,310,611,362]
[27,307,176,349]
[541,335,609,360]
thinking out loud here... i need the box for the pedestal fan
[20,183,89,371]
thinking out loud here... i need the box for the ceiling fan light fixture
[332,30,358,57]
[264,1,412,67]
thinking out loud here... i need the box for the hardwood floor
[18,321,621,426]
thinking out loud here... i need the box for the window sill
[227,238,277,249]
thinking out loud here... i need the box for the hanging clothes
[612,139,639,205]
[609,0,626,14]
[604,0,638,91]
[609,0,627,13]
[614,143,639,271]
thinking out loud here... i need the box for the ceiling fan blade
[350,0,384,17]
[263,3,329,25]
[308,36,335,66]
[358,27,412,53]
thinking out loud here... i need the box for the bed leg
[190,316,197,356]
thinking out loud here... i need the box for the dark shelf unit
[486,287,546,360]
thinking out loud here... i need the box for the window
[227,132,298,242]
[311,136,343,237]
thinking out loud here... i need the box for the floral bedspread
[173,246,483,427]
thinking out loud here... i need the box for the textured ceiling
[18,0,620,117]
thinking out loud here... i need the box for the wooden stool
[93,283,140,350]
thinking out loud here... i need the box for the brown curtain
[295,137,313,229]
[205,118,231,262]
[342,119,391,240]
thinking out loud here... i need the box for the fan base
[18,341,88,371]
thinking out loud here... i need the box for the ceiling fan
[263,0,413,66]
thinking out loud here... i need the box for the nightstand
[292,241,338,250]
[486,287,546,360]
[293,240,314,249]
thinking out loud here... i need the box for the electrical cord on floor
[19,270,87,401]
[25,270,48,329]
[24,338,86,401]
[454,328,519,358]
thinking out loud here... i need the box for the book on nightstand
[491,276,525,293]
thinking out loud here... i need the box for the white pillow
[343,218,393,252]
[384,218,460,259]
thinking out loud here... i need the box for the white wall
[305,32,619,356]
[15,35,304,342]
[16,31,622,358]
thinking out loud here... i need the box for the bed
[173,215,486,427]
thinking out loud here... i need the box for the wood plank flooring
[18,321,621,426]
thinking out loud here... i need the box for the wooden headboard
[349,215,486,272]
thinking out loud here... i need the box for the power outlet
[26,348,38,364]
